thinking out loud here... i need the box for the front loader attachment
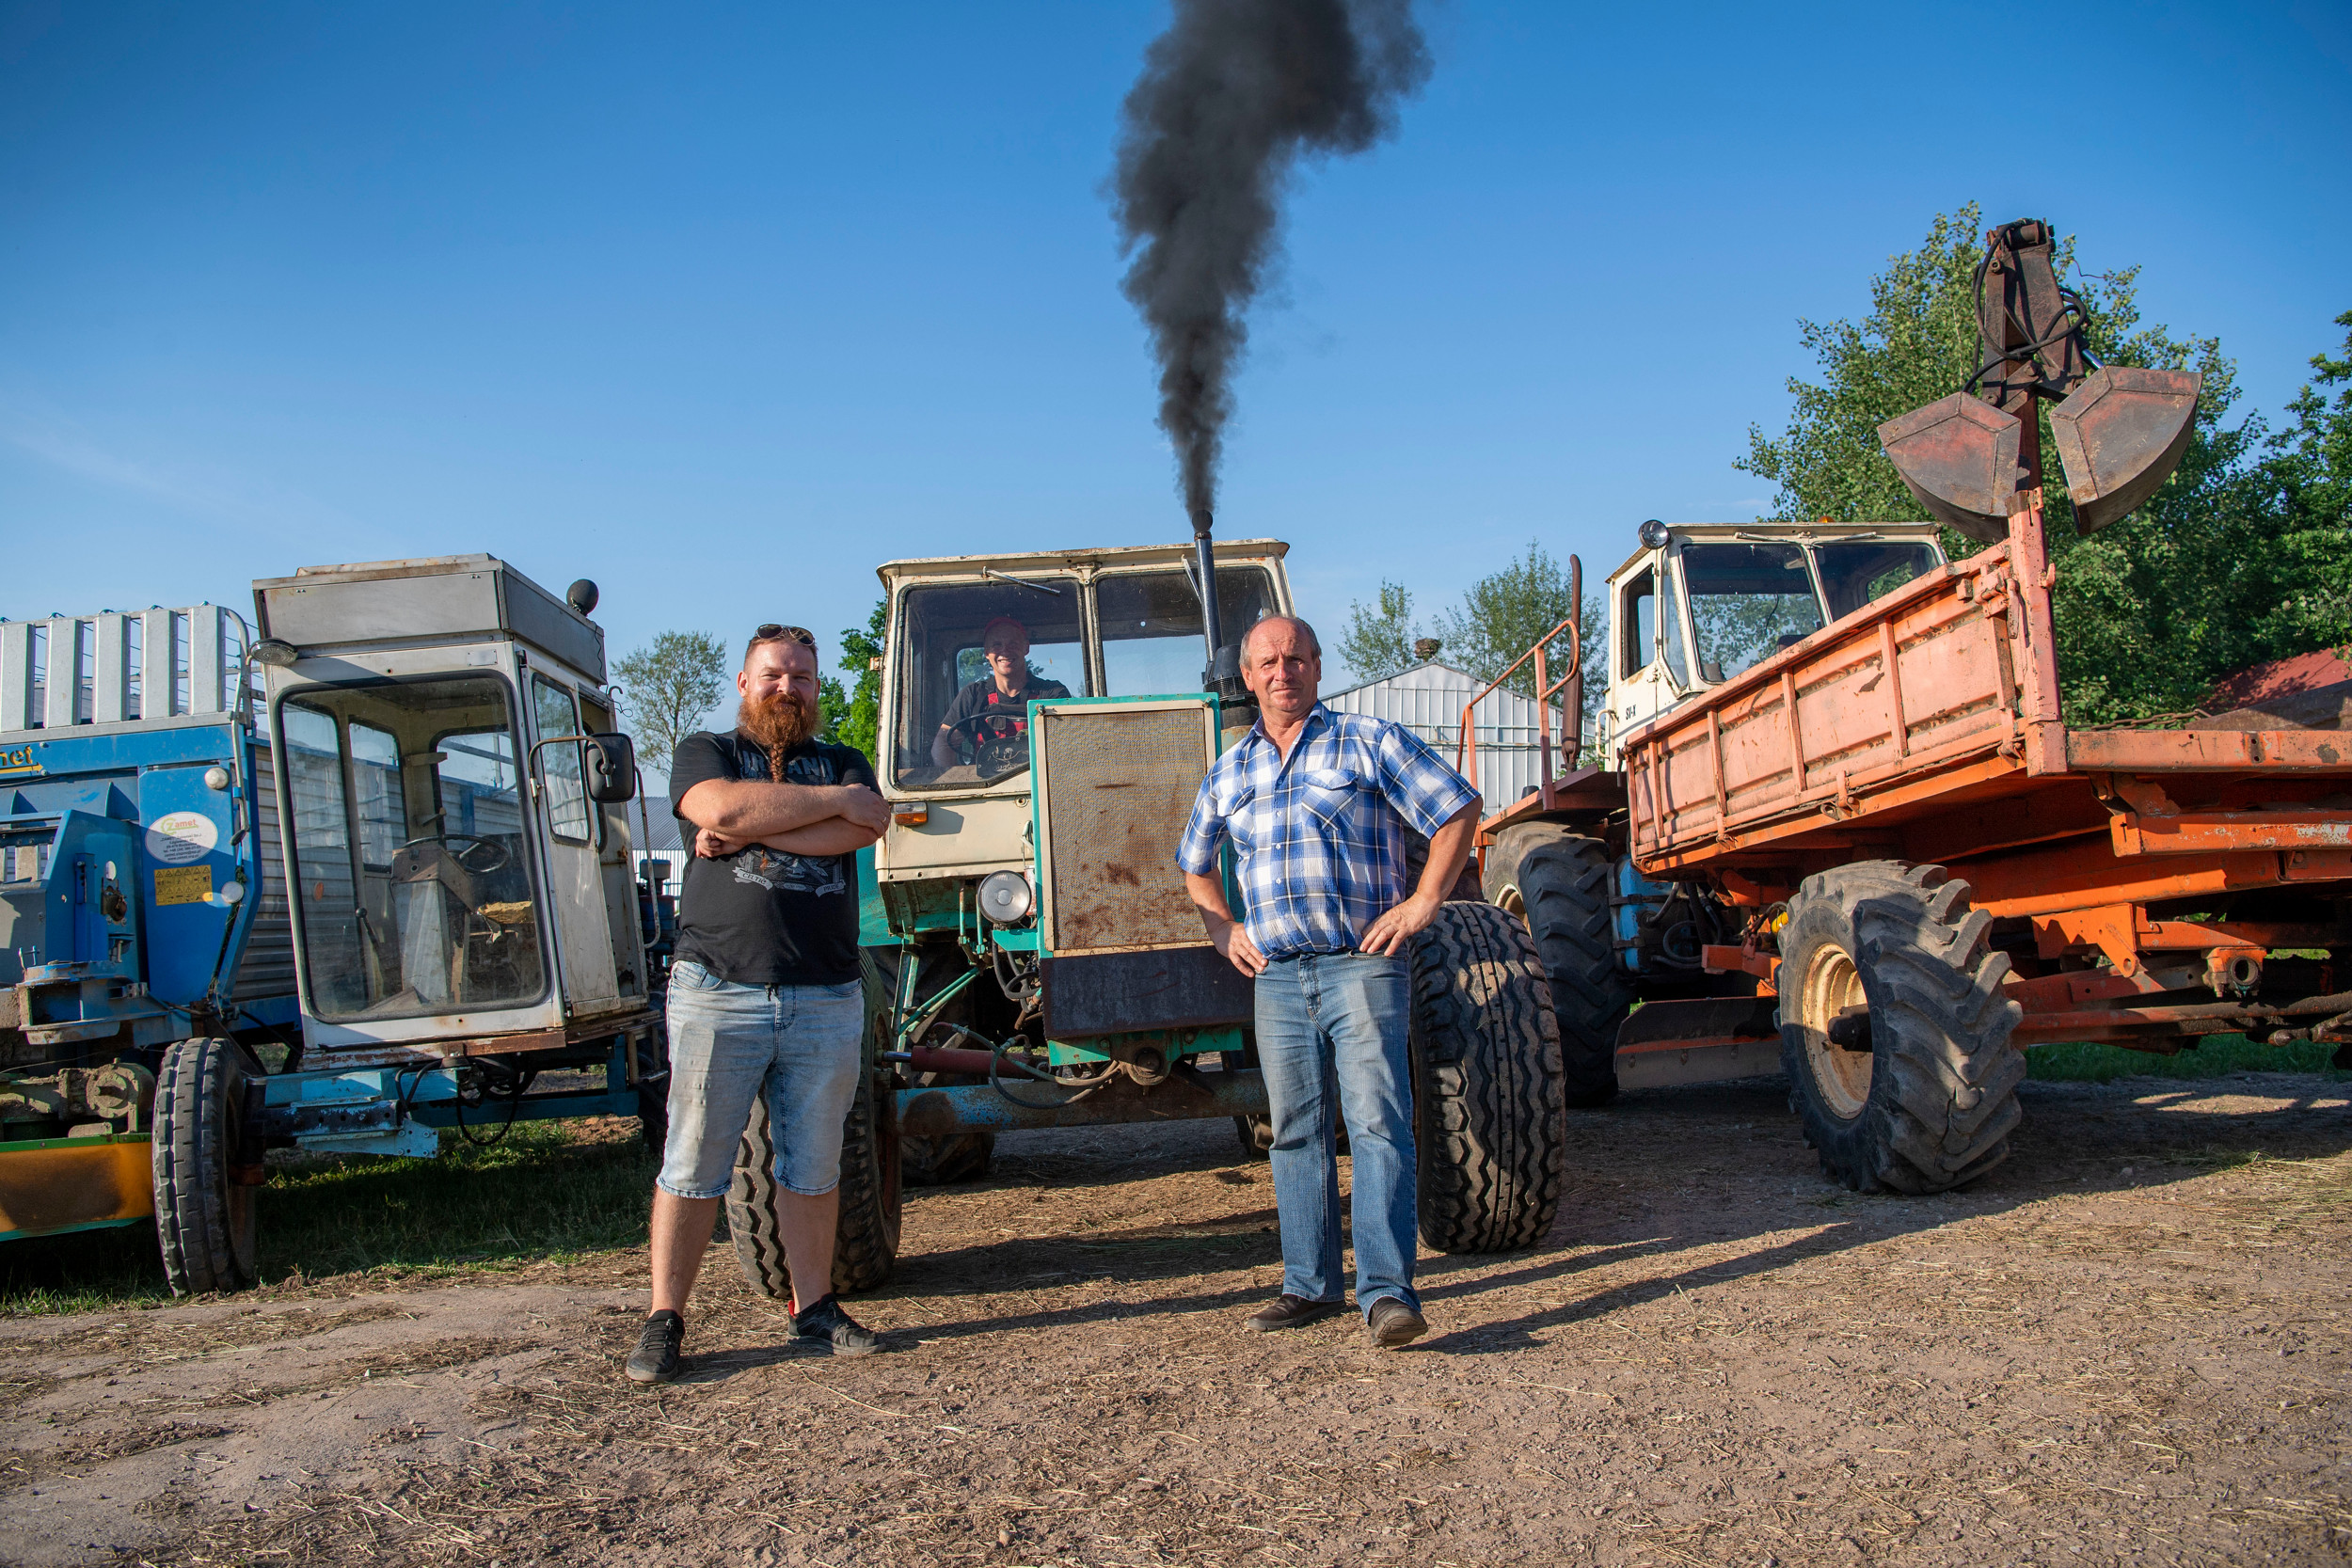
[2048,366,2201,534]
[1876,392,2022,545]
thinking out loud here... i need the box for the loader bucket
[1876,392,2022,545]
[2048,366,2202,535]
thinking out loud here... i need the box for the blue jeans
[658,960,865,1200]
[1254,951,1418,1317]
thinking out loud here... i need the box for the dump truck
[1472,218,2350,1193]
[0,557,667,1289]
[723,531,1569,1302]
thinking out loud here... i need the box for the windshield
[1815,540,1942,620]
[894,578,1089,789]
[890,564,1282,790]
[278,675,546,1022]
[1099,567,1279,696]
[1681,543,1825,684]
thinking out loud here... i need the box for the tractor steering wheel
[942,712,1031,779]
[401,833,511,874]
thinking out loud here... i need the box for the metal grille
[231,741,299,1002]
[1040,704,1212,954]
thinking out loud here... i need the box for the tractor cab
[875,538,1291,895]
[1600,521,1947,759]
[250,556,655,1057]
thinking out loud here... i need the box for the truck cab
[1600,521,1947,761]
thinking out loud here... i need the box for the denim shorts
[658,960,866,1200]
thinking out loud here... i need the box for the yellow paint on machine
[0,1136,155,1240]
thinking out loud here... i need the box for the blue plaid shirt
[1176,705,1480,959]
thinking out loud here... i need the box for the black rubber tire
[1233,1115,1273,1160]
[153,1036,260,1296]
[1407,901,1566,1253]
[1499,832,1634,1108]
[633,1030,670,1164]
[900,1130,995,1185]
[1778,862,2026,1195]
[727,956,903,1300]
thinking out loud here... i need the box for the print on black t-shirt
[668,730,875,987]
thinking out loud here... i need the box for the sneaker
[626,1310,685,1383]
[1365,1298,1427,1349]
[1245,1293,1347,1333]
[792,1294,881,1357]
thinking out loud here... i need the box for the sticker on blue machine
[145,811,219,866]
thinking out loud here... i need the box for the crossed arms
[675,776,889,861]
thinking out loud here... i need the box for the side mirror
[585,734,636,802]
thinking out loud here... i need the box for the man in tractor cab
[1177,616,1481,1351]
[626,624,892,1384]
[929,614,1072,771]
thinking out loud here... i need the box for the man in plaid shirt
[1178,616,1480,1349]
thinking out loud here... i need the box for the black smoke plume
[1111,0,1429,525]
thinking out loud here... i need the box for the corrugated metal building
[1322,661,1571,806]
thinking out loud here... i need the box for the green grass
[1,1119,659,1316]
[2029,1033,2348,1085]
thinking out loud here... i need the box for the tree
[1736,204,2350,724]
[613,630,726,771]
[1340,581,1424,683]
[834,600,886,764]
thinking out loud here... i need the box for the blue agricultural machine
[1,557,667,1292]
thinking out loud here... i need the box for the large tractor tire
[728,953,903,1300]
[1779,862,2026,1195]
[1407,901,1565,1252]
[1488,826,1633,1108]
[153,1036,260,1296]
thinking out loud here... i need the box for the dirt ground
[3,1072,2348,1568]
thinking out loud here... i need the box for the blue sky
[4,0,2347,724]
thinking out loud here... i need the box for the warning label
[154,864,213,906]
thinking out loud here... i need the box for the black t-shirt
[668,730,875,986]
[937,676,1072,751]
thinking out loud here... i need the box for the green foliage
[835,599,886,764]
[612,630,726,769]
[2028,1034,2344,1084]
[1340,580,1423,682]
[816,674,850,742]
[0,1121,658,1313]
[1740,205,2351,723]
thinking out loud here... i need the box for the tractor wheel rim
[1801,944,1872,1120]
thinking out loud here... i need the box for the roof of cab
[875,537,1288,584]
[1605,520,1946,586]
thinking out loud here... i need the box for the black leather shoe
[1246,1293,1347,1332]
[793,1294,881,1356]
[1365,1298,1427,1349]
[626,1310,685,1383]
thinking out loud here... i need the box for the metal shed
[1322,661,1570,807]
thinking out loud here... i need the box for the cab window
[1098,567,1279,697]
[893,578,1088,790]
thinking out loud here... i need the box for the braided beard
[738,689,816,780]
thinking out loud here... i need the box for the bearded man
[628,624,892,1383]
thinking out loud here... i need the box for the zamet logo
[0,743,40,778]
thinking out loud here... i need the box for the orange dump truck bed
[1615,493,2350,1050]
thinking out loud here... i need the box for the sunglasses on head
[751,624,816,647]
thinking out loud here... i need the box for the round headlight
[978,869,1034,926]
[1638,518,1671,549]
[248,638,300,668]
